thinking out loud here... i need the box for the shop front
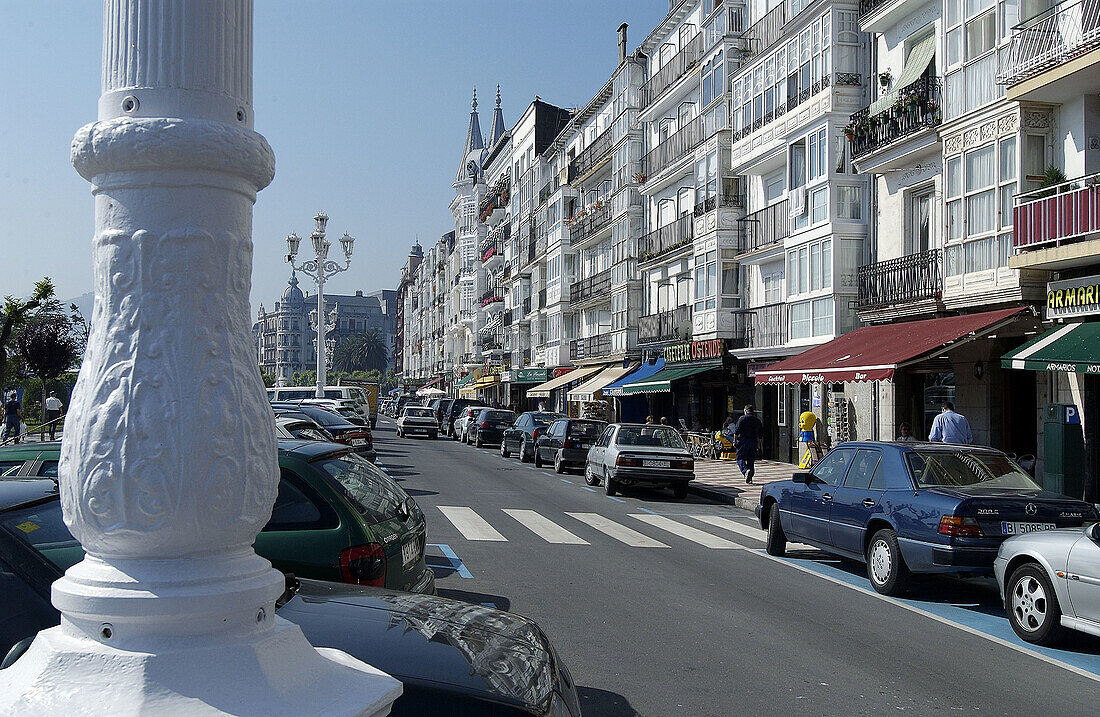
[526,366,601,414]
[500,367,551,410]
[566,362,638,421]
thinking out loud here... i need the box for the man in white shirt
[928,402,973,445]
[44,391,63,441]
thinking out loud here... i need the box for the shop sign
[746,360,777,377]
[1047,274,1100,319]
[663,339,725,364]
[516,368,550,383]
[552,367,573,378]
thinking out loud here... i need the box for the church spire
[456,87,486,183]
[487,84,506,148]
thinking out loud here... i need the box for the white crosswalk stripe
[503,509,589,544]
[437,506,507,541]
[691,515,766,542]
[629,514,744,549]
[566,512,670,548]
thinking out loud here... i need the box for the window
[909,190,933,254]
[843,449,883,489]
[810,186,829,224]
[790,300,811,339]
[836,186,861,220]
[812,447,857,485]
[702,51,725,107]
[265,472,334,530]
[946,139,1017,273]
[945,0,1007,119]
[811,297,834,336]
[721,262,739,308]
[694,251,718,311]
[787,239,830,296]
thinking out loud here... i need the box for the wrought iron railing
[694,177,746,217]
[480,242,501,263]
[741,302,788,349]
[999,0,1100,86]
[569,334,613,361]
[731,74,841,143]
[856,249,941,309]
[478,176,511,217]
[641,114,705,178]
[848,76,942,160]
[567,202,614,244]
[568,125,615,184]
[1013,173,1100,250]
[641,33,706,108]
[739,199,789,252]
[478,291,504,308]
[639,214,694,263]
[743,4,786,57]
[858,0,898,20]
[569,268,613,305]
[638,306,693,345]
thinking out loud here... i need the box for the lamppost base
[0,620,401,716]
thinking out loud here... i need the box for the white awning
[526,366,602,399]
[567,363,638,402]
[868,34,936,116]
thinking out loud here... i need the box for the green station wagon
[0,440,434,595]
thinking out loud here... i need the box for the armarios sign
[663,339,725,364]
[1047,274,1100,320]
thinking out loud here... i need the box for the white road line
[691,515,766,542]
[566,513,670,548]
[629,514,743,549]
[503,509,589,545]
[437,506,507,542]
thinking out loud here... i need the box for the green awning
[1001,322,1100,374]
[621,364,718,395]
[869,34,936,116]
[455,373,476,388]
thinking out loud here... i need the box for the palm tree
[332,330,388,373]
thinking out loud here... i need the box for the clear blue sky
[0,1,668,312]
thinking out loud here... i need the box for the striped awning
[869,34,936,116]
[567,363,639,402]
[1001,322,1100,374]
[526,366,602,399]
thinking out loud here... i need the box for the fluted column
[0,2,400,714]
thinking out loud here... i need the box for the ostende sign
[663,339,724,364]
[1047,274,1100,319]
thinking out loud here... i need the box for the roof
[455,89,486,183]
[755,308,1028,385]
[1001,320,1100,374]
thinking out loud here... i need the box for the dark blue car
[756,442,1097,596]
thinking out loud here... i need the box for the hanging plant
[878,68,892,87]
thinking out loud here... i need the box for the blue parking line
[427,543,473,579]
[607,496,625,503]
[560,478,574,484]
[637,506,656,514]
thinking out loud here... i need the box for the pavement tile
[688,457,796,510]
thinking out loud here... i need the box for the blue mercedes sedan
[756,442,1097,596]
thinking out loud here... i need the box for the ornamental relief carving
[1023,110,1052,129]
[59,228,277,557]
[898,3,938,36]
[901,160,941,180]
[980,121,996,140]
[945,135,963,154]
[998,113,1019,135]
[963,128,981,148]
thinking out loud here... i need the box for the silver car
[584,423,695,499]
[994,523,1100,645]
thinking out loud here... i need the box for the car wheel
[866,529,911,596]
[584,465,599,486]
[475,433,483,448]
[554,454,565,474]
[671,482,688,500]
[604,472,618,496]
[765,505,786,557]
[500,441,509,458]
[429,432,437,440]
[1007,563,1065,645]
[519,439,530,463]
[533,447,543,468]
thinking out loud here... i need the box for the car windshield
[405,407,435,418]
[531,413,562,426]
[568,422,604,438]
[314,451,410,524]
[906,450,1043,490]
[615,426,686,449]
[0,500,84,572]
[485,411,516,422]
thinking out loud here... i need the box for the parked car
[0,441,435,593]
[534,419,607,474]
[397,406,439,439]
[467,409,517,448]
[268,385,375,426]
[757,442,1098,597]
[272,403,376,462]
[433,398,453,429]
[584,423,694,499]
[0,485,580,716]
[426,398,445,425]
[501,412,564,463]
[275,415,333,442]
[452,406,484,443]
[293,397,369,426]
[995,523,1100,645]
[438,399,478,437]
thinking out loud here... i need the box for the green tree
[260,370,276,388]
[332,331,388,374]
[1,278,55,391]
[16,303,87,430]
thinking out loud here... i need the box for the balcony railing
[694,177,746,217]
[731,74,841,143]
[640,33,706,108]
[570,334,613,361]
[1013,173,1100,250]
[641,114,705,178]
[478,176,511,219]
[858,0,897,20]
[478,291,504,308]
[848,76,942,160]
[639,214,694,263]
[743,3,786,57]
[739,199,789,252]
[480,242,501,263]
[742,302,788,350]
[999,0,1100,86]
[856,249,941,310]
[569,268,613,305]
[638,306,693,345]
[566,201,614,244]
[568,125,615,184]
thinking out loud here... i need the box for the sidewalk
[688,457,797,511]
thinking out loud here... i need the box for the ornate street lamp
[287,211,354,398]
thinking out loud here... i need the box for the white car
[995,522,1100,645]
[452,406,482,443]
[397,406,438,439]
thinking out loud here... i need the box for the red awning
[754,308,1027,385]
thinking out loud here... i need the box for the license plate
[1001,521,1057,535]
[401,540,419,566]
[350,438,366,446]
[642,460,670,468]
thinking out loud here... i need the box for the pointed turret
[455,88,485,183]
[487,84,506,148]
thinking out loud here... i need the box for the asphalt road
[373,416,1100,717]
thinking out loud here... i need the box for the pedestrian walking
[895,422,917,443]
[44,391,63,441]
[928,402,972,444]
[3,393,23,444]
[733,404,763,484]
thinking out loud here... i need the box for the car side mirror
[793,472,813,484]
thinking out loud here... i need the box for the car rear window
[568,421,604,438]
[531,413,563,425]
[288,424,331,442]
[485,411,516,422]
[314,452,410,524]
[264,470,337,530]
[405,407,435,418]
[615,426,685,449]
[906,450,1042,490]
[0,461,23,477]
[0,501,84,572]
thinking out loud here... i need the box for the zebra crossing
[435,504,767,550]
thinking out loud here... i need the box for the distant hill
[65,292,94,322]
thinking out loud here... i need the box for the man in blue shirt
[929,401,972,444]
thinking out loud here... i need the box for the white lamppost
[0,2,399,713]
[287,213,353,398]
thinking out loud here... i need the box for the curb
[688,483,759,511]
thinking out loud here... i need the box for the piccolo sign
[663,339,725,364]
